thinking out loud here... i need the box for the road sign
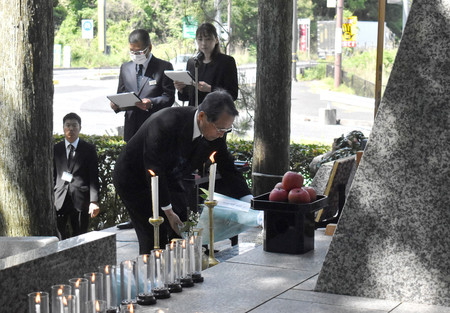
[183,17,197,39]
[82,19,94,39]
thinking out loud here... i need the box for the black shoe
[117,221,134,229]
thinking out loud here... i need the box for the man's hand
[136,98,152,111]
[110,101,120,113]
[89,202,100,218]
[173,80,186,93]
[164,209,183,235]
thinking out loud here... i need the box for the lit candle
[143,255,148,294]
[95,300,100,312]
[182,240,187,277]
[148,169,159,218]
[189,236,195,273]
[62,296,68,313]
[105,265,111,307]
[75,279,81,313]
[169,242,175,282]
[155,250,162,287]
[58,287,64,313]
[90,273,96,313]
[127,261,132,300]
[208,152,217,201]
[35,293,41,313]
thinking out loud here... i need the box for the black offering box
[251,193,328,254]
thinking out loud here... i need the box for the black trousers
[56,194,89,240]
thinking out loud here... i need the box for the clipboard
[164,70,195,85]
[107,92,141,111]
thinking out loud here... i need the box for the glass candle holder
[136,254,156,305]
[28,291,49,313]
[179,239,194,287]
[120,260,137,305]
[119,303,136,313]
[150,249,170,299]
[85,300,107,313]
[69,278,88,313]
[83,272,104,312]
[98,264,118,311]
[165,242,182,293]
[51,284,72,313]
[192,233,204,283]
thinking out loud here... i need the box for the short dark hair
[196,23,220,59]
[129,29,151,47]
[63,112,81,125]
[198,90,238,122]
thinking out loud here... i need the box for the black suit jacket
[54,140,100,212]
[117,55,175,141]
[114,106,250,209]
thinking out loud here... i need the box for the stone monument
[315,0,450,306]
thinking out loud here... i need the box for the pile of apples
[269,171,317,204]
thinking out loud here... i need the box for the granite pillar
[315,0,450,306]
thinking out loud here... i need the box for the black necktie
[67,144,75,167]
[137,64,143,89]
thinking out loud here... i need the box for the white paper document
[107,92,141,110]
[164,70,195,85]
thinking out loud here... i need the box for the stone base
[319,108,336,125]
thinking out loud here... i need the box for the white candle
[189,236,195,273]
[59,296,63,313]
[63,296,69,313]
[208,153,217,201]
[170,249,175,282]
[143,255,148,294]
[35,293,41,313]
[127,263,132,300]
[90,274,96,313]
[75,288,80,313]
[106,273,111,307]
[148,170,159,218]
[156,255,161,287]
[182,242,187,277]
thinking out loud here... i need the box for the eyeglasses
[129,46,149,56]
[211,122,233,134]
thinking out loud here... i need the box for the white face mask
[130,53,148,65]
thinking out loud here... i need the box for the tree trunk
[0,0,55,236]
[252,0,293,196]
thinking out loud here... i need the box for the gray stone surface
[315,0,450,306]
[0,231,116,313]
[0,236,58,259]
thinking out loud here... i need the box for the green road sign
[183,16,198,39]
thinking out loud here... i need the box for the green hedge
[54,135,330,230]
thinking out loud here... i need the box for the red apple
[269,187,288,202]
[282,171,304,191]
[302,186,317,202]
[274,182,283,189]
[288,187,311,204]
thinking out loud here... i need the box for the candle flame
[75,278,81,288]
[35,293,41,304]
[170,241,175,249]
[128,260,133,269]
[148,169,155,176]
[209,151,217,163]
[62,296,68,306]
[105,265,110,275]
[155,250,160,258]
[182,239,186,249]
[91,272,96,283]
[190,235,195,244]
[129,304,134,313]
[143,254,148,263]
[58,287,63,296]
[96,300,100,312]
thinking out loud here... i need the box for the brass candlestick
[148,216,165,249]
[204,200,219,267]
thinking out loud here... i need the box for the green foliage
[299,62,327,81]
[53,135,330,230]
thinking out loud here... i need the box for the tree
[252,0,292,196]
[0,0,55,236]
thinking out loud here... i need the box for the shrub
[53,135,330,230]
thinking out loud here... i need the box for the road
[53,67,373,144]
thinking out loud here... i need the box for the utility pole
[334,0,343,88]
[374,0,386,117]
[292,0,298,81]
[98,0,106,53]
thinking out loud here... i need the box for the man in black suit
[110,29,175,142]
[54,113,100,240]
[113,90,251,254]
